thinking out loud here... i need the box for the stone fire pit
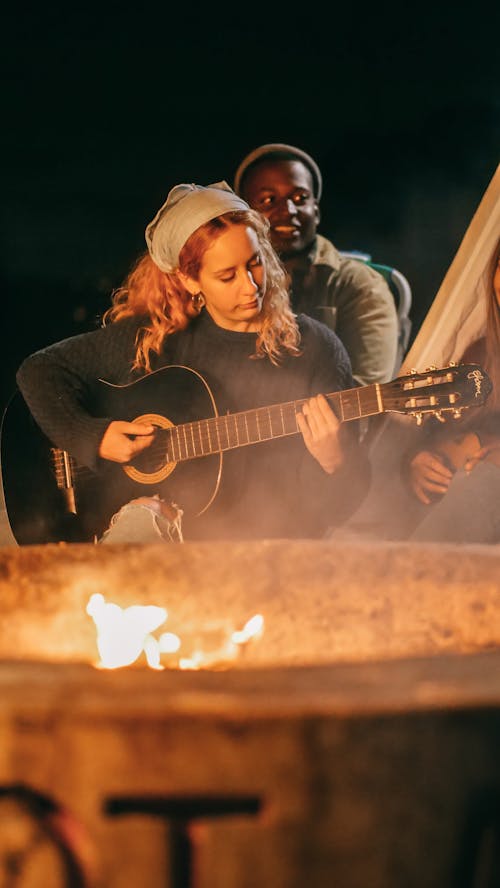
[1,538,500,887]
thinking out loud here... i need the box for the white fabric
[402,163,500,373]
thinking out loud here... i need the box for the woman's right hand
[98,421,155,463]
[408,450,454,505]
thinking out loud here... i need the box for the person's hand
[297,395,343,474]
[409,450,453,504]
[98,421,155,463]
[464,437,500,472]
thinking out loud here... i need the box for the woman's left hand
[297,394,344,474]
[464,437,500,472]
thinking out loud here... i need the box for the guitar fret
[255,410,261,440]
[233,413,244,447]
[338,394,345,421]
[189,423,196,457]
[217,416,226,451]
[281,404,292,433]
[265,406,273,438]
[169,428,177,461]
[178,425,185,460]
[204,419,212,453]
[267,408,272,437]
[174,427,183,460]
[182,425,188,460]
[214,417,222,453]
[252,411,261,442]
[279,405,286,435]
[195,421,204,456]
[285,404,299,435]
[255,408,267,440]
[169,428,177,462]
[243,412,254,443]
[363,385,383,415]
[339,390,361,421]
[268,405,282,438]
[224,414,234,449]
[164,428,173,463]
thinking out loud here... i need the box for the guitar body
[1,366,222,545]
[1,391,84,545]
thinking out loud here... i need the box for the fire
[86,594,264,670]
[86,593,175,670]
[179,613,264,671]
[231,613,264,644]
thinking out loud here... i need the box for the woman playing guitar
[14,181,370,543]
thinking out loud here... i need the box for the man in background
[234,143,399,386]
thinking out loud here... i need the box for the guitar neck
[161,384,383,463]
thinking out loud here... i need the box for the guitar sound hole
[133,454,162,474]
[131,438,170,474]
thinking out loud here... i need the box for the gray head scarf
[145,181,250,273]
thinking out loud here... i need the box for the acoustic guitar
[0,362,491,545]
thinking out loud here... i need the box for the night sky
[1,3,498,410]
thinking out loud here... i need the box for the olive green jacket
[289,235,399,385]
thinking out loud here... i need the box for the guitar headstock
[382,363,493,424]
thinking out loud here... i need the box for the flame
[231,613,264,645]
[86,593,175,669]
[158,632,182,654]
[86,595,263,670]
[178,613,265,670]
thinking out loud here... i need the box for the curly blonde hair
[104,209,300,372]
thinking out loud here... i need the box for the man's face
[241,159,319,257]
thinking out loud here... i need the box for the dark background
[1,3,498,412]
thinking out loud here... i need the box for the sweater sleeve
[16,319,140,470]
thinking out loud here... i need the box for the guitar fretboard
[159,385,383,463]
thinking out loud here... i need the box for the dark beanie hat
[234,143,323,201]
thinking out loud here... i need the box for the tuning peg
[425,365,437,371]
[452,409,463,419]
[414,413,424,426]
[408,368,418,375]
[433,411,446,422]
